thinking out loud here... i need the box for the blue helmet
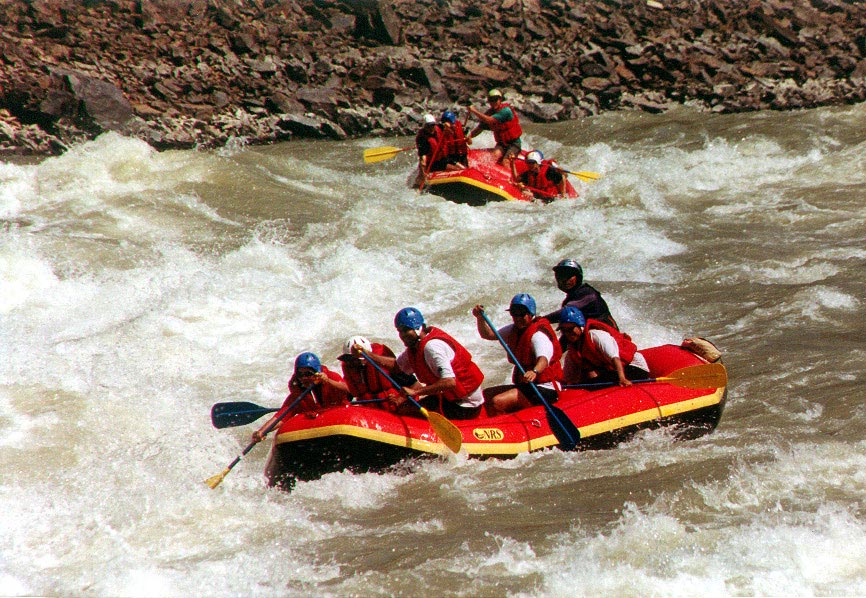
[508,293,536,316]
[394,307,425,330]
[559,306,586,327]
[294,352,322,373]
[441,110,456,124]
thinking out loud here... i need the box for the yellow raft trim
[275,424,450,455]
[578,405,663,439]
[658,387,725,418]
[426,176,519,202]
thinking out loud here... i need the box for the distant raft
[264,343,727,490]
[420,148,580,205]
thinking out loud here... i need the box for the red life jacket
[440,122,468,161]
[286,365,350,412]
[341,343,399,403]
[508,318,563,385]
[488,102,522,145]
[523,162,560,200]
[415,125,442,159]
[407,327,484,402]
[575,320,637,371]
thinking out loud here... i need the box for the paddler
[510,150,567,202]
[557,306,649,387]
[472,294,563,416]
[338,335,417,410]
[542,258,619,331]
[413,113,442,188]
[467,89,523,165]
[251,352,350,442]
[364,307,485,420]
[437,110,469,171]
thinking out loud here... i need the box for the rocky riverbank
[2,0,865,156]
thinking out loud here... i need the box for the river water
[1,103,865,596]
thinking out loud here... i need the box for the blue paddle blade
[547,404,580,451]
[211,401,279,429]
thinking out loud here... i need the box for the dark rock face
[1,0,865,156]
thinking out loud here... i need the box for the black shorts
[442,401,482,420]
[429,158,449,172]
[417,396,482,420]
[515,383,558,405]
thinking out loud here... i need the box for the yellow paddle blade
[205,468,230,489]
[363,145,412,164]
[568,170,601,182]
[658,363,727,389]
[420,407,463,453]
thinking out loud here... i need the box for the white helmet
[341,335,372,359]
[526,150,543,164]
[423,113,436,125]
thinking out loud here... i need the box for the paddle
[360,352,463,454]
[479,310,580,451]
[210,401,278,429]
[563,363,727,390]
[363,145,414,164]
[205,384,315,489]
[559,169,601,182]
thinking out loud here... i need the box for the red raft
[264,344,727,490]
[422,148,579,205]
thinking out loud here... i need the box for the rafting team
[412,88,568,201]
[252,259,649,443]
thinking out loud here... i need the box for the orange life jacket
[406,327,484,402]
[440,121,468,161]
[508,317,563,384]
[488,102,522,145]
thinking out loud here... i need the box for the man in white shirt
[366,307,485,420]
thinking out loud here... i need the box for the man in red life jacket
[413,113,442,188]
[557,307,649,387]
[364,307,485,420]
[437,110,469,171]
[251,352,350,442]
[338,335,417,410]
[467,89,523,164]
[472,294,563,416]
[511,150,567,202]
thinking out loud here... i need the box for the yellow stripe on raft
[578,405,663,439]
[426,176,520,202]
[657,388,725,418]
[275,424,450,455]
